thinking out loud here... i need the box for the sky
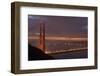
[28,15,88,36]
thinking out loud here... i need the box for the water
[49,50,88,59]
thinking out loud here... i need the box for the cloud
[28,15,48,22]
[83,26,88,30]
[28,15,41,20]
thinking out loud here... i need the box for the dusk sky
[28,15,88,36]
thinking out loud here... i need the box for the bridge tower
[39,20,45,52]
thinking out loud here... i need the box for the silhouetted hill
[28,44,54,60]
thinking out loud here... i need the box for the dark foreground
[28,44,54,60]
[28,44,88,61]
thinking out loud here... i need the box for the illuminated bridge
[29,36,87,54]
[28,21,87,55]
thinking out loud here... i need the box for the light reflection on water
[30,40,87,53]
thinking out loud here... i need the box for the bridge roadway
[47,47,88,59]
[46,47,87,54]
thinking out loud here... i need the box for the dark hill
[28,44,54,60]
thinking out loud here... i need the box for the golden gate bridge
[28,20,87,55]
